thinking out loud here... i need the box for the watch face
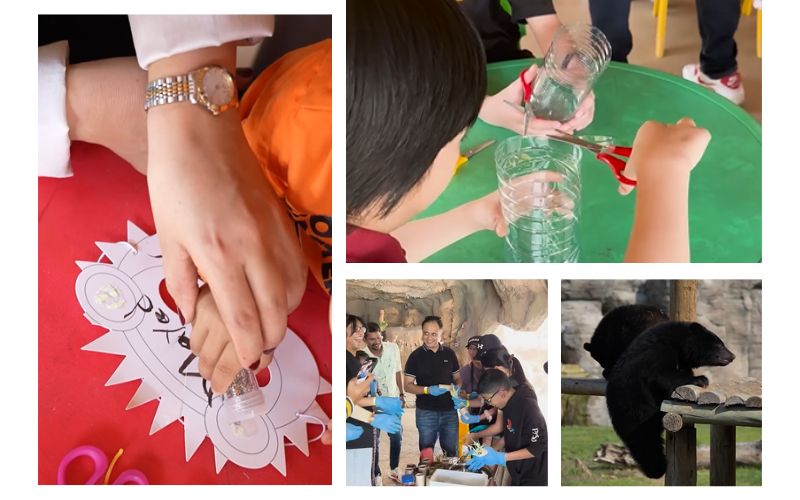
[202,67,235,106]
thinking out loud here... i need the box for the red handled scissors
[519,69,534,136]
[547,130,637,186]
[57,445,149,485]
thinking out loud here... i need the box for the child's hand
[480,65,564,136]
[618,118,711,195]
[561,91,595,132]
[465,191,508,237]
[190,286,273,394]
[480,65,595,135]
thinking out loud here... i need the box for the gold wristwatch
[144,65,238,116]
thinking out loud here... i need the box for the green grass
[562,425,762,486]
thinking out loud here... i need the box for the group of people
[345,314,548,486]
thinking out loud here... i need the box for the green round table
[419,60,762,263]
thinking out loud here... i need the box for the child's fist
[619,118,711,195]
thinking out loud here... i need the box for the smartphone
[356,357,378,382]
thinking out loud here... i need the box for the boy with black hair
[468,369,548,485]
[347,0,713,264]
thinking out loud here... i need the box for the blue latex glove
[346,423,364,442]
[375,396,404,416]
[427,386,448,396]
[452,395,468,410]
[468,391,479,400]
[460,412,481,424]
[467,447,506,471]
[369,379,378,396]
[372,413,402,434]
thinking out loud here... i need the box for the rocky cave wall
[346,279,547,366]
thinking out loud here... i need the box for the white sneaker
[374,474,383,486]
[682,63,745,105]
[389,468,401,482]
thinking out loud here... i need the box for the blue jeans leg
[416,408,440,452]
[438,410,459,457]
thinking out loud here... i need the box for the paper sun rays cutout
[75,221,331,474]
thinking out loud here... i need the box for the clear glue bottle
[224,368,268,436]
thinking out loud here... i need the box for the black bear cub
[605,322,736,479]
[584,305,669,378]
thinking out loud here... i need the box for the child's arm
[621,119,711,262]
[390,192,506,262]
[469,410,504,440]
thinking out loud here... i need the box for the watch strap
[144,74,193,111]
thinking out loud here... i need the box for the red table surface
[38,142,332,485]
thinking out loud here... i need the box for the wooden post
[710,425,736,486]
[665,425,697,486]
[670,280,698,321]
[665,280,699,486]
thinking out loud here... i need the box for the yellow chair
[756,5,761,59]
[653,0,669,58]
[741,1,762,59]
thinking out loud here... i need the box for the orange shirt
[240,39,332,294]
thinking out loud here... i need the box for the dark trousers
[589,0,632,63]
[373,429,403,476]
[588,0,740,77]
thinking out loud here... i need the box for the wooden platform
[671,377,762,408]
[662,377,762,486]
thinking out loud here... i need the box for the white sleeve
[128,15,274,69]
[38,40,72,178]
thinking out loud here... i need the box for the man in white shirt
[365,323,404,482]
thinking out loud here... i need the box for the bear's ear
[583,342,592,352]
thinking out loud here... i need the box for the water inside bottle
[495,138,581,263]
[530,76,580,122]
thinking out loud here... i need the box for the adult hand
[467,447,506,471]
[375,396,404,417]
[480,64,574,136]
[348,375,372,402]
[372,414,402,434]
[146,47,307,373]
[346,423,364,442]
[427,386,449,396]
[452,395,468,410]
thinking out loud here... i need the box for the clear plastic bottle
[530,23,611,122]
[495,135,582,263]
[224,368,268,436]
